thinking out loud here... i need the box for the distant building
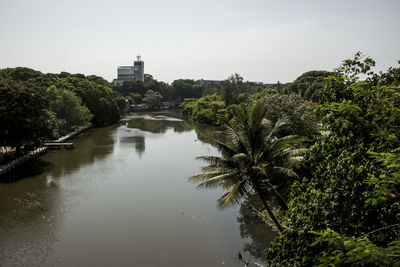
[130,103,149,112]
[199,79,221,87]
[113,55,144,85]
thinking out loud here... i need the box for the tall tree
[222,73,245,105]
[142,90,163,109]
[286,70,333,102]
[266,53,400,266]
[190,102,305,232]
[47,85,93,136]
[0,80,52,153]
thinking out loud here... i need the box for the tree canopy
[0,67,120,128]
[266,53,400,266]
[191,103,305,232]
[0,79,52,153]
[286,70,333,102]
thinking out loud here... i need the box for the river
[0,110,275,267]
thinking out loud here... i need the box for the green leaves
[286,70,333,102]
[310,229,400,266]
[180,94,226,124]
[47,85,93,137]
[0,79,51,152]
[190,102,304,232]
[142,90,163,109]
[267,54,400,265]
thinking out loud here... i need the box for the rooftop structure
[112,55,144,85]
[199,79,222,87]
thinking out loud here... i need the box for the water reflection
[121,135,146,156]
[125,114,190,134]
[0,124,117,265]
[0,110,275,266]
[237,194,278,260]
[118,111,195,158]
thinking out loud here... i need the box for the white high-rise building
[112,55,144,85]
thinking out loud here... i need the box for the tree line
[0,67,266,156]
[0,67,120,155]
[188,52,400,265]
[113,75,204,110]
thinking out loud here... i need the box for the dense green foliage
[191,103,305,232]
[183,53,399,265]
[0,67,120,153]
[142,90,163,109]
[222,73,248,105]
[181,94,227,124]
[250,93,318,138]
[285,70,333,102]
[266,54,400,265]
[180,75,266,126]
[47,85,93,137]
[181,86,318,143]
[0,67,120,128]
[172,79,203,100]
[113,75,203,106]
[2,53,399,264]
[0,79,52,154]
[67,78,119,126]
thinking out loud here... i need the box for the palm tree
[190,102,305,232]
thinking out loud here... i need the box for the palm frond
[189,171,225,183]
[200,165,221,172]
[266,134,298,149]
[249,102,267,128]
[270,148,307,165]
[284,156,304,167]
[217,178,250,209]
[266,118,287,139]
[233,105,248,126]
[232,153,250,163]
[196,172,237,189]
[196,155,225,164]
[259,135,299,162]
[196,156,240,171]
[270,166,299,179]
[215,139,235,152]
[225,126,248,154]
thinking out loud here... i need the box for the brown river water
[0,110,275,267]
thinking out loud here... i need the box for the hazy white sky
[1,0,399,83]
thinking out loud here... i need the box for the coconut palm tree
[190,102,305,232]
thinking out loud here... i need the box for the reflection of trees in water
[132,136,145,156]
[237,193,278,260]
[128,111,221,144]
[188,122,223,145]
[124,113,192,156]
[129,111,277,261]
[0,125,119,265]
[0,125,117,227]
[1,126,117,183]
[127,117,191,134]
[47,126,115,179]
[188,116,277,261]
[121,135,145,156]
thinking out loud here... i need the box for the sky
[0,0,399,83]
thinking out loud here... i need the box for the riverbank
[0,110,271,266]
[46,124,94,143]
[0,124,94,180]
[0,147,47,178]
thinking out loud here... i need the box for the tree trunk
[253,179,284,233]
[265,179,288,210]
